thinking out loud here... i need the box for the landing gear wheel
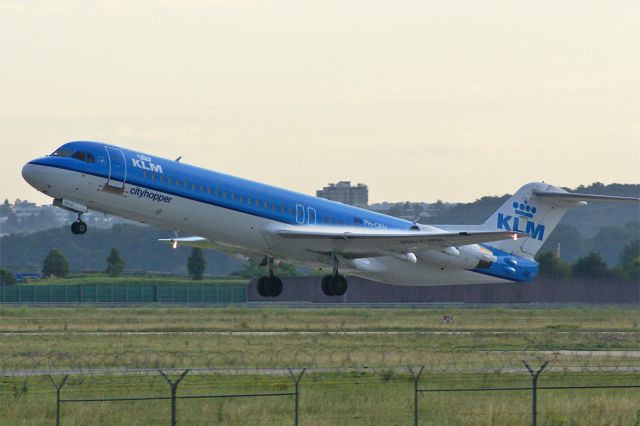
[257,275,283,298]
[266,275,283,297]
[332,275,348,296]
[71,221,87,235]
[321,275,334,296]
[321,275,348,297]
[257,276,269,297]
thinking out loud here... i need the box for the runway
[1,330,639,336]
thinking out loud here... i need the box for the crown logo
[512,199,537,218]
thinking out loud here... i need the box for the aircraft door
[105,147,127,189]
[295,204,305,224]
[308,207,317,225]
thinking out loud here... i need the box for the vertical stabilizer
[482,182,574,258]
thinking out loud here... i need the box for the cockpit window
[50,148,95,163]
[51,148,74,157]
[72,151,86,162]
[71,151,94,163]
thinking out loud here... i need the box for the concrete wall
[247,276,640,305]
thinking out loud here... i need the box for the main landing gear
[257,257,283,298]
[70,214,87,235]
[321,253,348,297]
[255,254,349,298]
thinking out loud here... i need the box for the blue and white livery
[22,141,639,297]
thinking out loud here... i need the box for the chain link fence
[2,350,639,425]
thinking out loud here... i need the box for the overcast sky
[1,0,639,205]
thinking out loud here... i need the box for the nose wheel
[71,214,87,235]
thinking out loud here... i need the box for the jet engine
[417,244,497,269]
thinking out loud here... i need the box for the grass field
[1,306,639,425]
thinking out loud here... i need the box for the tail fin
[482,182,640,258]
[483,182,574,258]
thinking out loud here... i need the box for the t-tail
[482,182,640,259]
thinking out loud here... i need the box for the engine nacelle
[417,244,497,269]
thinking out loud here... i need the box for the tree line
[536,240,639,281]
[0,247,208,284]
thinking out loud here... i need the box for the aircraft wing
[158,236,263,261]
[275,228,524,258]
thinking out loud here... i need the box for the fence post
[48,375,69,426]
[523,361,548,426]
[288,368,306,426]
[408,366,425,426]
[159,369,190,426]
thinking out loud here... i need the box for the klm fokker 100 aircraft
[22,141,639,297]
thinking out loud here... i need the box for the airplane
[22,141,639,297]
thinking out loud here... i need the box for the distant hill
[420,183,640,238]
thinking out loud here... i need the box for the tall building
[316,181,369,208]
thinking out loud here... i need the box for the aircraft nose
[22,162,43,190]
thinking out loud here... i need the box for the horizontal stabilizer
[532,191,640,203]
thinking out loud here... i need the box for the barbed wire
[1,348,638,376]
